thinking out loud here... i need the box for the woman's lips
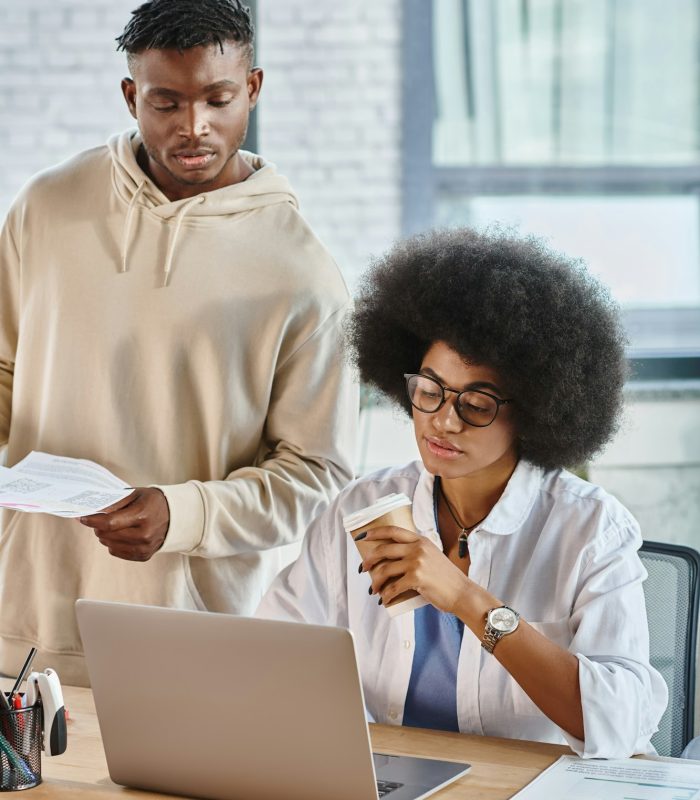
[425,437,464,459]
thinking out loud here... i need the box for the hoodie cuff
[153,481,205,554]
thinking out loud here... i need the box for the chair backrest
[639,540,700,757]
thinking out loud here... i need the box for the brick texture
[0,1,136,217]
[258,0,402,284]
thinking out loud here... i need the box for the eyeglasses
[403,373,513,428]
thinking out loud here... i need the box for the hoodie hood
[107,129,298,285]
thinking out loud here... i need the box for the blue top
[402,477,464,732]
[402,603,464,731]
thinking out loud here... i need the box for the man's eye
[153,105,177,112]
[208,99,233,107]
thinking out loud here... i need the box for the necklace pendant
[458,530,469,559]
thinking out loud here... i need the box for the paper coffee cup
[343,494,428,617]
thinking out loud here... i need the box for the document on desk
[0,451,132,517]
[512,754,700,799]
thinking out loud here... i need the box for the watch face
[489,607,518,632]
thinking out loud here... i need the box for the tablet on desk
[76,600,470,800]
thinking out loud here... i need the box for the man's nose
[179,105,210,139]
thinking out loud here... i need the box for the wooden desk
[27,685,569,799]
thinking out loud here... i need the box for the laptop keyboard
[377,779,404,797]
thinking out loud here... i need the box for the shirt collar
[411,459,545,539]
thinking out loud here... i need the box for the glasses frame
[403,373,514,428]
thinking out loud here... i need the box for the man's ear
[247,67,263,111]
[121,77,138,119]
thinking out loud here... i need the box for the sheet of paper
[0,452,132,517]
[513,755,700,800]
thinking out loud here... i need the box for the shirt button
[403,640,412,649]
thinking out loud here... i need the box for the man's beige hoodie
[0,130,357,685]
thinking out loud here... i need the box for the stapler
[25,670,67,756]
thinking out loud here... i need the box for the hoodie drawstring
[120,185,205,287]
[162,196,206,288]
[120,180,146,274]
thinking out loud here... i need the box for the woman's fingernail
[353,531,367,541]
[377,597,383,606]
[368,586,373,595]
[358,563,363,574]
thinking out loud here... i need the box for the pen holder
[0,705,41,791]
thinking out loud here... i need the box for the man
[0,0,357,685]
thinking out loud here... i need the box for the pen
[0,730,34,781]
[11,694,25,749]
[0,690,9,713]
[0,750,8,788]
[8,648,37,706]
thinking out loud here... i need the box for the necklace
[438,478,489,558]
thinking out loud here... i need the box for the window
[402,0,700,381]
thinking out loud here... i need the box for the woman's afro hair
[347,226,628,470]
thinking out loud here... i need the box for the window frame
[401,0,700,382]
[241,0,258,153]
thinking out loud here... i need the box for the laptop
[76,600,470,800]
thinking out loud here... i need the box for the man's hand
[79,487,170,562]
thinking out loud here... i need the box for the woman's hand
[357,526,472,615]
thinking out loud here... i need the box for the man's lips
[425,437,464,459]
[173,151,215,169]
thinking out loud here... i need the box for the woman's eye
[463,401,489,414]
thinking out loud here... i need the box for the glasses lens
[406,374,443,412]
[457,391,498,427]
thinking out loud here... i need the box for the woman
[257,227,667,758]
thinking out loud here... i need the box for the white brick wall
[0,0,404,285]
[257,0,402,285]
[0,0,136,216]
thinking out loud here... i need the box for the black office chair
[639,540,700,757]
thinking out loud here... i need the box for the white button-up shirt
[257,460,667,758]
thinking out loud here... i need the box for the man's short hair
[116,0,255,68]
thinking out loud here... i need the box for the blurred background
[0,0,698,548]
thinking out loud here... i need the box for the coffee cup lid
[342,493,412,532]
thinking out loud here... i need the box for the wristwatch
[482,606,520,654]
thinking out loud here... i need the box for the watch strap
[481,627,501,654]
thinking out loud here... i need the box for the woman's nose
[431,397,464,433]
